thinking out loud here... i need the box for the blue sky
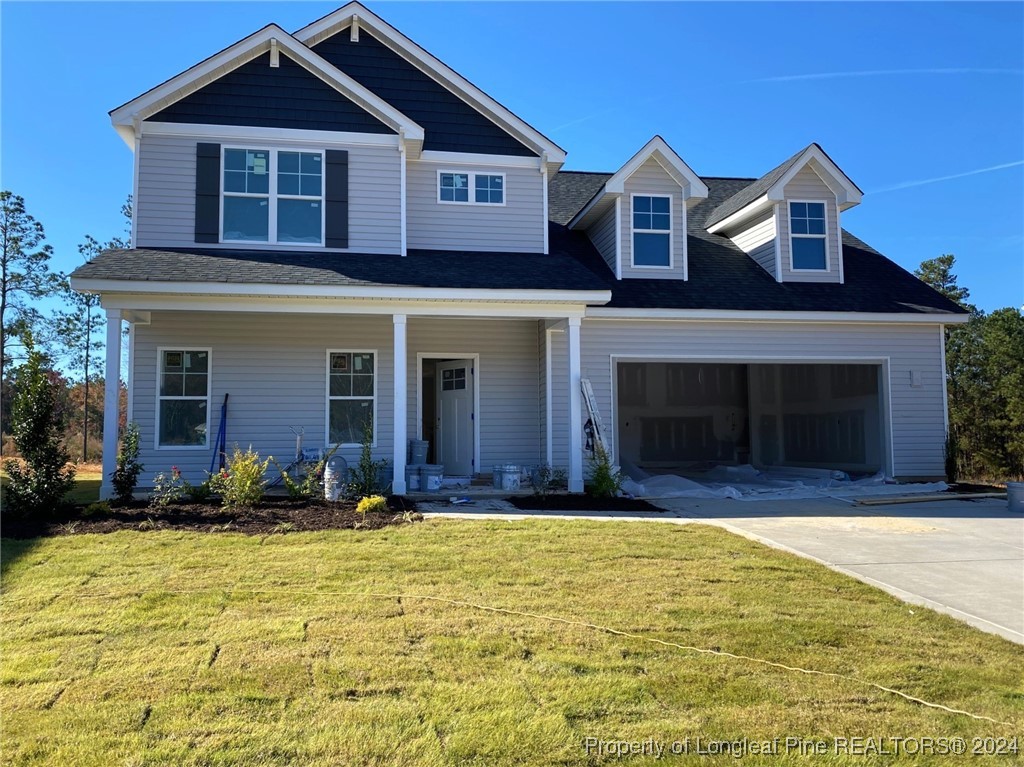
[2,1,1022,312]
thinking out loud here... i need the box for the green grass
[2,520,1022,766]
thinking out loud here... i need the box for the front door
[436,359,474,475]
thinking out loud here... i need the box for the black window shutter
[194,142,220,243]
[325,150,349,248]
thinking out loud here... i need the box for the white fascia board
[567,186,612,230]
[604,136,709,200]
[705,195,771,235]
[585,307,970,324]
[767,145,862,207]
[110,24,423,146]
[141,121,402,148]
[418,150,542,168]
[71,277,611,306]
[292,2,566,165]
[95,293,602,320]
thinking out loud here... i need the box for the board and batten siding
[405,160,545,253]
[547,320,947,479]
[778,165,841,283]
[132,312,396,486]
[620,157,685,280]
[405,318,543,470]
[729,209,777,278]
[586,202,618,275]
[135,131,402,254]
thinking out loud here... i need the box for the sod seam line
[9,586,1014,727]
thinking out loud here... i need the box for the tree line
[1,190,130,463]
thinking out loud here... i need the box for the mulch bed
[506,494,660,512]
[1,496,419,539]
[946,482,1008,494]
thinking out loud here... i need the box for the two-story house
[71,2,967,498]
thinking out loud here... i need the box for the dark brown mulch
[507,494,660,512]
[947,482,1008,494]
[1,496,419,539]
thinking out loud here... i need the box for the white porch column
[567,316,584,493]
[100,309,122,500]
[392,314,408,494]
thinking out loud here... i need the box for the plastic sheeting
[619,460,948,502]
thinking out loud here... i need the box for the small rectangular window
[632,195,671,267]
[328,351,375,445]
[438,171,505,205]
[790,201,828,270]
[158,349,210,447]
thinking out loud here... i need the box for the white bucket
[405,466,421,492]
[420,464,444,492]
[498,465,521,492]
[1008,483,1024,514]
[323,456,347,502]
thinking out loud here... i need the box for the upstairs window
[438,171,505,205]
[222,148,323,245]
[632,194,671,267]
[789,201,827,270]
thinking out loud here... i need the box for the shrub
[356,494,389,521]
[347,421,389,497]
[530,464,567,497]
[210,446,269,510]
[183,477,213,502]
[587,444,622,499]
[83,501,111,517]
[271,445,338,499]
[2,337,76,515]
[151,467,186,507]
[110,422,144,503]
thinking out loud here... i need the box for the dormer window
[631,194,672,268]
[789,201,827,270]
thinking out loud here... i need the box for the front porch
[99,300,587,498]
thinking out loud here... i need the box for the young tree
[2,331,76,515]
[0,191,62,435]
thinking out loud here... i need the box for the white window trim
[325,349,378,448]
[788,199,831,273]
[220,145,327,247]
[436,169,507,207]
[629,193,673,270]
[155,347,213,451]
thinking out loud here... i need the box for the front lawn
[2,520,1021,765]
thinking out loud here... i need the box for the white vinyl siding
[729,209,778,278]
[135,131,402,254]
[547,320,947,480]
[777,165,841,283]
[586,201,618,276]
[406,160,545,252]
[620,157,685,280]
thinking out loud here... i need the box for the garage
[615,361,887,476]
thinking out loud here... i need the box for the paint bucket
[420,464,444,492]
[1008,483,1024,514]
[409,439,429,466]
[323,455,347,502]
[493,464,521,492]
[405,466,421,492]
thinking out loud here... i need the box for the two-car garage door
[616,362,886,475]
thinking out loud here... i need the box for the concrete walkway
[421,496,1024,644]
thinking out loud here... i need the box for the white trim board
[140,121,402,148]
[585,308,969,324]
[415,352,481,476]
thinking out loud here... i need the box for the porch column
[392,314,408,495]
[99,309,122,500]
[567,316,584,492]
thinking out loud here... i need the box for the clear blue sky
[2,1,1022,312]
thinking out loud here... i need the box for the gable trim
[110,24,424,148]
[293,2,565,164]
[768,145,863,208]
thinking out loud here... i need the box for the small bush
[530,464,567,496]
[210,446,269,510]
[356,494,389,520]
[111,422,144,503]
[83,501,111,517]
[184,478,213,502]
[587,444,622,499]
[347,421,389,497]
[3,338,75,515]
[271,445,338,499]
[151,467,186,507]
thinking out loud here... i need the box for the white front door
[436,359,474,475]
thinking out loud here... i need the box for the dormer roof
[705,143,863,233]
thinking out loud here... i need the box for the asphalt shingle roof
[703,145,809,228]
[72,166,965,316]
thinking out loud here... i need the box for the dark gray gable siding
[150,52,395,134]
[311,30,536,156]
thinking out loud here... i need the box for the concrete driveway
[656,496,1024,644]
